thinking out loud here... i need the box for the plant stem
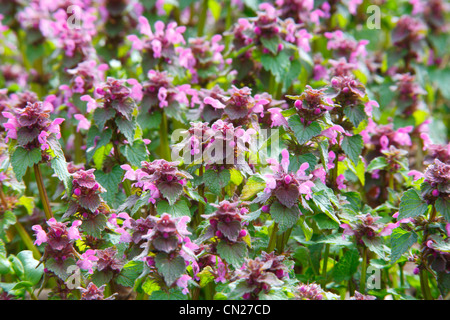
[33,163,53,220]
[267,222,279,253]
[0,183,8,209]
[360,246,368,293]
[389,173,394,190]
[420,269,433,300]
[204,281,215,300]
[159,111,171,161]
[74,128,83,164]
[194,165,205,228]
[224,0,233,52]
[321,243,330,285]
[197,0,209,37]
[14,222,41,259]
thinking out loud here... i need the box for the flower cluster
[233,252,287,300]
[3,100,64,152]
[255,149,315,209]
[287,85,336,124]
[128,16,186,65]
[340,213,398,245]
[121,159,192,205]
[201,200,248,243]
[64,168,107,221]
[81,77,140,122]
[295,283,324,300]
[32,218,82,264]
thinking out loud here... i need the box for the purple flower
[340,213,399,244]
[423,159,450,194]
[176,274,192,295]
[296,283,324,300]
[256,149,315,208]
[128,17,186,61]
[31,225,47,246]
[77,249,99,274]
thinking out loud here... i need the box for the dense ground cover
[0,0,449,301]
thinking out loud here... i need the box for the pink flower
[68,220,82,241]
[408,170,424,181]
[336,174,347,190]
[77,249,98,274]
[74,114,90,132]
[31,225,47,246]
[267,108,288,128]
[176,274,191,295]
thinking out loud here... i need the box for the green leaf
[154,253,186,286]
[311,190,340,224]
[0,254,12,275]
[241,175,266,200]
[435,197,450,222]
[93,107,115,129]
[86,127,113,161]
[260,36,280,55]
[332,249,360,282]
[16,250,44,286]
[203,169,230,196]
[45,257,76,281]
[288,115,321,145]
[17,196,34,215]
[341,134,364,166]
[91,270,114,287]
[116,118,137,144]
[157,181,184,206]
[0,211,17,240]
[156,199,191,218]
[318,140,329,170]
[398,189,429,220]
[149,289,188,300]
[95,166,123,206]
[260,51,290,81]
[366,157,388,172]
[312,213,339,230]
[116,261,144,287]
[121,140,149,167]
[343,105,367,128]
[81,214,108,238]
[11,147,42,181]
[142,278,161,296]
[390,229,418,264]
[288,153,317,175]
[216,241,247,268]
[270,201,300,233]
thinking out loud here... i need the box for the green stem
[203,281,215,300]
[74,128,83,165]
[420,269,433,300]
[159,111,171,161]
[276,227,292,253]
[267,222,279,253]
[194,165,205,228]
[122,179,132,198]
[0,183,8,209]
[389,173,394,190]
[224,0,233,52]
[399,262,405,287]
[197,0,209,37]
[321,243,330,285]
[360,246,368,294]
[14,222,41,260]
[224,43,254,59]
[33,164,53,220]
[268,73,276,97]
